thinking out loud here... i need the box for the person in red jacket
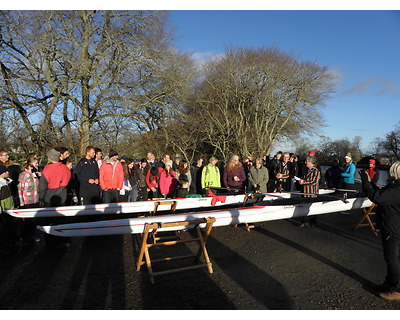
[364,158,380,187]
[39,149,72,207]
[146,166,162,199]
[99,150,124,203]
[38,149,72,248]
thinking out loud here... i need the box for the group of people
[1,148,367,222]
[1,145,400,302]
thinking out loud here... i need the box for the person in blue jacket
[341,153,356,189]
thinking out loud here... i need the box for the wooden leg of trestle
[234,223,255,232]
[135,217,216,284]
[194,223,213,274]
[136,227,151,272]
[354,203,379,236]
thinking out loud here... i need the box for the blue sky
[5,3,399,154]
[169,10,400,154]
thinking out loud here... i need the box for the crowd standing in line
[0,148,361,250]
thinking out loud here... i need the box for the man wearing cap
[307,150,321,175]
[38,149,72,207]
[75,146,101,205]
[99,149,124,203]
[201,157,221,191]
[341,153,356,189]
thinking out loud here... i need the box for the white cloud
[191,51,224,69]
[343,77,400,97]
[329,67,345,89]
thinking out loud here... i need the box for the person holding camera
[360,161,400,301]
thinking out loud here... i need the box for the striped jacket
[275,161,294,192]
[302,166,320,196]
[18,170,39,206]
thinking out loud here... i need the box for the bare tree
[352,136,363,159]
[370,137,385,155]
[188,47,335,158]
[0,10,194,156]
[383,129,400,161]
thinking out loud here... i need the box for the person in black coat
[361,161,400,301]
[190,157,204,195]
[75,146,101,205]
[325,159,343,189]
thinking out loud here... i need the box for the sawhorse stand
[150,200,178,215]
[136,217,216,284]
[149,200,179,243]
[234,193,257,231]
[354,203,379,236]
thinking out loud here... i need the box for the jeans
[137,187,148,201]
[129,185,138,201]
[382,232,400,292]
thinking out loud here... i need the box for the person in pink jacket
[159,161,177,198]
[99,150,124,203]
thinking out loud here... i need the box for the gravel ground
[0,208,399,310]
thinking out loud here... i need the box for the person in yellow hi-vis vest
[201,157,221,192]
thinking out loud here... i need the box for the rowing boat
[38,194,372,237]
[4,189,335,219]
[4,192,266,219]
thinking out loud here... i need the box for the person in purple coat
[223,154,246,191]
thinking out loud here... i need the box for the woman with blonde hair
[223,154,246,190]
[361,161,400,301]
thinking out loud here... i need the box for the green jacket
[249,166,269,193]
[0,178,14,210]
[201,164,221,189]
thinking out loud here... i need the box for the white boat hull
[4,193,257,218]
[5,189,334,219]
[38,196,372,237]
